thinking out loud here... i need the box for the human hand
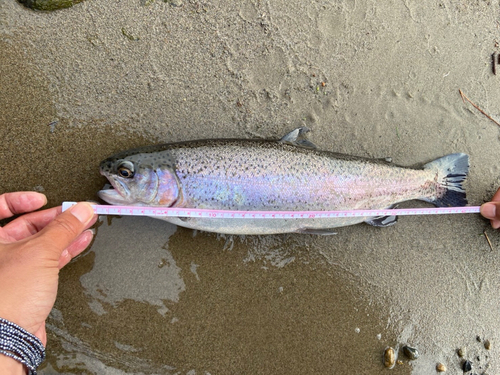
[0,192,97,348]
[480,188,500,229]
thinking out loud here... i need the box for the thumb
[34,202,95,259]
[480,202,498,220]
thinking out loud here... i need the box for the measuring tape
[62,202,481,219]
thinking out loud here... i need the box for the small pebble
[457,348,466,358]
[484,339,491,350]
[402,345,419,360]
[436,363,446,372]
[48,120,58,133]
[17,0,84,11]
[462,360,472,372]
[384,347,395,368]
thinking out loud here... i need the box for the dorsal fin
[279,127,318,149]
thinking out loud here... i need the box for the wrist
[0,317,45,374]
[0,354,27,375]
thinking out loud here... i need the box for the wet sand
[1,0,500,374]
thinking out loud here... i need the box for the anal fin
[365,215,398,227]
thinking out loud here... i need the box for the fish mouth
[98,173,131,205]
[98,186,130,205]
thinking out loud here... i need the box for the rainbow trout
[98,128,469,235]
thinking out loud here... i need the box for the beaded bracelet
[0,317,45,375]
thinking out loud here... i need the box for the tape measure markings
[62,202,481,219]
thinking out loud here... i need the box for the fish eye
[118,168,133,178]
[117,161,134,178]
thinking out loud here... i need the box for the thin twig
[483,229,494,252]
[459,89,500,127]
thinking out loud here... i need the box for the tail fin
[421,153,469,207]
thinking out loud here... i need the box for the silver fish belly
[98,128,469,235]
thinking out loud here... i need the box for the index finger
[2,206,62,241]
[0,192,47,220]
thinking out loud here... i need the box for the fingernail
[481,203,497,219]
[77,230,94,247]
[70,202,95,224]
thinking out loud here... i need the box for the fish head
[98,152,180,207]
